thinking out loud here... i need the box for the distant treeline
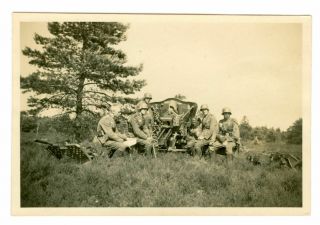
[239,118,302,144]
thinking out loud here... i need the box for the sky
[20,20,302,130]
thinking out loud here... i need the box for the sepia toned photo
[12,13,311,215]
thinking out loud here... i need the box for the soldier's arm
[130,118,148,140]
[116,131,127,140]
[143,126,153,138]
[99,118,124,142]
[216,122,226,142]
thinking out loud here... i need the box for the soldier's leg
[103,141,128,158]
[201,140,211,158]
[194,140,208,158]
[225,142,236,155]
[186,139,196,156]
[136,139,153,155]
[225,142,236,164]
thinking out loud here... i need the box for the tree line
[239,117,302,145]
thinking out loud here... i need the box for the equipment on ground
[35,139,93,164]
[246,150,302,169]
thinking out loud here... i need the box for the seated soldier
[214,107,240,164]
[129,101,154,155]
[95,102,130,158]
[194,104,219,158]
[186,117,202,156]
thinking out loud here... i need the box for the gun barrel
[34,139,53,146]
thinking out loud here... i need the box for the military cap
[222,107,232,115]
[143,93,152,99]
[136,101,149,110]
[200,104,209,111]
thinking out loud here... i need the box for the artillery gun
[150,98,198,152]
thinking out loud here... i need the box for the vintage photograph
[12,13,311,215]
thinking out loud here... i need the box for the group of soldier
[95,93,240,164]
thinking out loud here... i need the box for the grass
[20,132,302,207]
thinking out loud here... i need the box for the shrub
[20,114,38,132]
[35,113,99,142]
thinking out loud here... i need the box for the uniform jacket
[218,118,240,140]
[97,113,127,143]
[129,112,152,140]
[199,113,219,140]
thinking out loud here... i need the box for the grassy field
[20,131,302,207]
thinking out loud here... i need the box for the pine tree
[21,22,145,118]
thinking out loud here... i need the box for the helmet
[143,93,152,99]
[136,101,149,110]
[222,107,232,115]
[200,104,209,111]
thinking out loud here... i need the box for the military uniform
[194,113,219,156]
[186,120,201,156]
[216,117,240,154]
[137,100,154,129]
[96,113,129,158]
[129,112,153,154]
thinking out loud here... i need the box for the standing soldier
[216,107,240,164]
[96,102,130,158]
[129,101,154,155]
[138,92,154,132]
[194,104,219,157]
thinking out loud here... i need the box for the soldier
[168,100,181,126]
[186,117,201,156]
[129,101,154,155]
[137,93,154,131]
[216,107,240,164]
[96,102,130,158]
[142,92,152,105]
[194,104,219,157]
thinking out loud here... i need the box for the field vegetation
[20,123,302,207]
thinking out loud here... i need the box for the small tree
[286,118,302,144]
[239,116,253,141]
[252,126,269,142]
[265,128,276,142]
[21,22,146,118]
[174,94,186,100]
